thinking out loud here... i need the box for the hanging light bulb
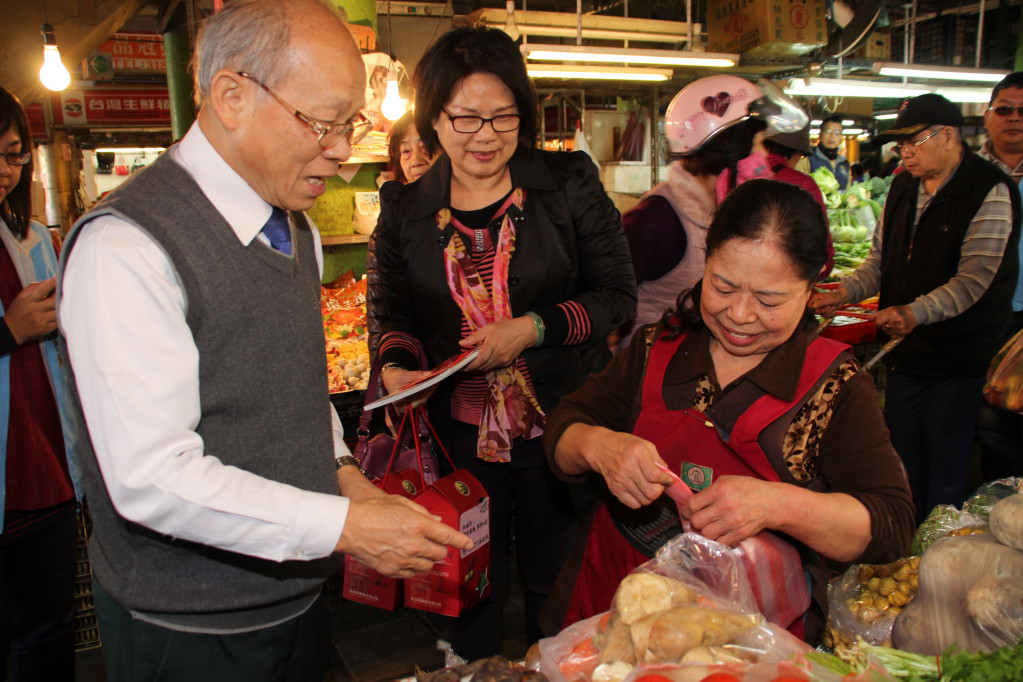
[39,23,71,91]
[380,78,407,121]
[503,0,520,41]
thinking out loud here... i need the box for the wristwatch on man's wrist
[335,455,364,473]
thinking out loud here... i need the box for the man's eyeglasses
[1,152,32,167]
[237,72,372,149]
[895,127,946,156]
[443,110,521,134]
[988,106,1023,118]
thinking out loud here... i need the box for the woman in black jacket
[366,27,636,661]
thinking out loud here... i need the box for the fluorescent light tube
[784,78,932,99]
[526,64,672,81]
[522,44,737,67]
[875,62,1009,83]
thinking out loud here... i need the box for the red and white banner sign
[25,103,47,141]
[93,34,166,73]
[53,89,171,127]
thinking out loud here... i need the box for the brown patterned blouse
[544,323,916,565]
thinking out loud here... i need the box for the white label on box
[459,498,490,559]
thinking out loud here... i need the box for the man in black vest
[57,1,472,680]
[812,94,1021,524]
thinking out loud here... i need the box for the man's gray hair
[191,0,345,107]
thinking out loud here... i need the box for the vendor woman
[543,179,915,643]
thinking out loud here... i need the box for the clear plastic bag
[823,556,920,657]
[891,533,1023,655]
[538,533,812,682]
[962,477,1023,520]
[908,505,988,556]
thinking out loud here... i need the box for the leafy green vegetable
[865,644,938,680]
[812,166,841,195]
[939,641,1023,681]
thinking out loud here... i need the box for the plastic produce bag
[962,477,1023,519]
[538,533,811,682]
[983,327,1023,412]
[823,556,919,657]
[908,505,988,556]
[892,533,1023,655]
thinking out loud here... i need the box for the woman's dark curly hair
[662,178,828,338]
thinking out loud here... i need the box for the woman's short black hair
[413,27,538,156]
[664,179,828,335]
[387,112,416,183]
[0,83,34,239]
[681,118,766,190]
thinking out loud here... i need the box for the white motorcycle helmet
[664,75,808,155]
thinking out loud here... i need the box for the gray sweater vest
[60,151,340,631]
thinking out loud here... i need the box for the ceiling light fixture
[785,77,933,99]
[380,78,407,121]
[526,64,672,81]
[874,62,1009,83]
[521,44,737,68]
[39,22,71,92]
[934,86,997,103]
[786,78,992,106]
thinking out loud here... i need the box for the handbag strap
[416,405,456,471]
[356,342,429,449]
[378,407,412,484]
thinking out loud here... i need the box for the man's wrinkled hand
[335,495,473,578]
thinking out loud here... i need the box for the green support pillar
[1017,4,1023,72]
[163,28,196,141]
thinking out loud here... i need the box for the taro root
[613,573,697,626]
[629,606,758,663]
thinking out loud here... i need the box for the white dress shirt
[60,122,349,563]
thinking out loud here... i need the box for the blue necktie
[261,207,292,255]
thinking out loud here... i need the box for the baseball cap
[766,125,812,156]
[872,93,964,144]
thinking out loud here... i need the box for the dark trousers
[976,402,1023,482]
[443,425,580,661]
[94,582,332,682]
[885,371,986,524]
[0,507,76,682]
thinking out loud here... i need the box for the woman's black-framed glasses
[1,152,32,167]
[443,110,521,134]
[237,72,372,149]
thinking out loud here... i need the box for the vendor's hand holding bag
[983,327,1023,413]
[353,350,440,483]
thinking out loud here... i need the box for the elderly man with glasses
[811,93,1020,525]
[56,1,472,680]
[975,72,1023,484]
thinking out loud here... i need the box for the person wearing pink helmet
[616,76,778,349]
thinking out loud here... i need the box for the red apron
[563,332,847,639]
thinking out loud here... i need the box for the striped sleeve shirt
[841,173,1013,326]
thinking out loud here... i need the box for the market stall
[406,479,1023,682]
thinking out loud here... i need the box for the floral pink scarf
[437,188,545,462]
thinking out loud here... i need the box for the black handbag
[352,349,440,483]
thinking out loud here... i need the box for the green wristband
[525,311,545,347]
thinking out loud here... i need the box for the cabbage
[832,225,858,243]
[811,167,841,195]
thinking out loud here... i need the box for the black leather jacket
[367,146,637,411]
